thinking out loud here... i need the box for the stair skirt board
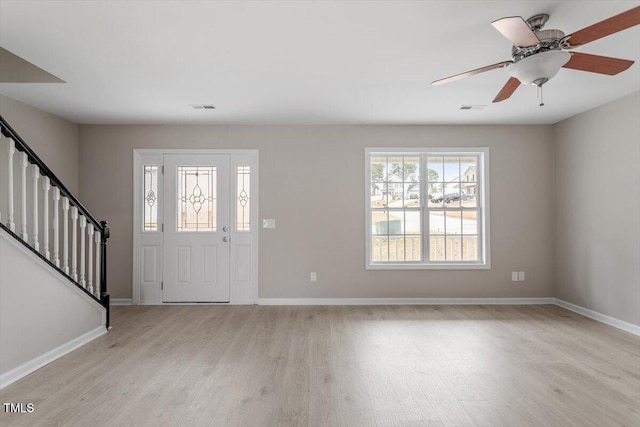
[0,226,106,312]
[0,326,107,389]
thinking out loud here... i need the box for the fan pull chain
[538,85,544,107]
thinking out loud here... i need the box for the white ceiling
[0,0,638,125]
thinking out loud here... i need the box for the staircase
[0,115,110,387]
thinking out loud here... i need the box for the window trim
[365,147,491,270]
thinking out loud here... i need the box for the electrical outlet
[310,272,317,282]
[511,272,519,282]
[518,271,525,281]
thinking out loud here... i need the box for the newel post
[100,220,110,328]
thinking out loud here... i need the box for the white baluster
[32,166,40,251]
[42,177,51,259]
[79,215,86,288]
[71,206,78,282]
[6,139,15,232]
[20,152,28,241]
[52,187,60,267]
[95,230,101,297]
[62,197,69,274]
[87,225,94,294]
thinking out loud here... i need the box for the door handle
[222,226,229,232]
[223,236,230,242]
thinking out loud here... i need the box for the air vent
[459,105,486,110]
[191,105,216,110]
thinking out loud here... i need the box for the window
[177,166,216,232]
[143,165,158,231]
[236,165,251,231]
[366,148,489,269]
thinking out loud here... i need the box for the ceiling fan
[432,6,640,105]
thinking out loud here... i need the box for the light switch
[518,271,525,281]
[262,219,276,229]
[511,272,519,282]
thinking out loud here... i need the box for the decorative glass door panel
[143,165,158,231]
[236,165,251,232]
[177,166,217,232]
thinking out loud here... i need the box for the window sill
[366,262,491,270]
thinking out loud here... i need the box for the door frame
[133,149,259,305]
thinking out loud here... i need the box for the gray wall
[0,94,79,194]
[554,91,640,326]
[5,90,637,324]
[79,125,556,300]
[0,232,104,376]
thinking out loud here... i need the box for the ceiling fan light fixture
[507,50,571,85]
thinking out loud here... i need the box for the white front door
[162,154,230,302]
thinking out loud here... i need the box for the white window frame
[365,147,490,270]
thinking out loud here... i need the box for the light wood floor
[1,305,639,427]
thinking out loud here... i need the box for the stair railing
[0,115,110,328]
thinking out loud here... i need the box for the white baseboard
[110,298,133,306]
[258,297,556,306]
[555,299,640,336]
[0,326,107,390]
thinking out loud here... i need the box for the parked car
[406,184,420,200]
[445,192,462,203]
[430,193,444,203]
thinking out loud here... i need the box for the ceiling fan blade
[563,52,634,75]
[432,61,512,86]
[565,6,640,47]
[492,77,521,103]
[491,17,541,47]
